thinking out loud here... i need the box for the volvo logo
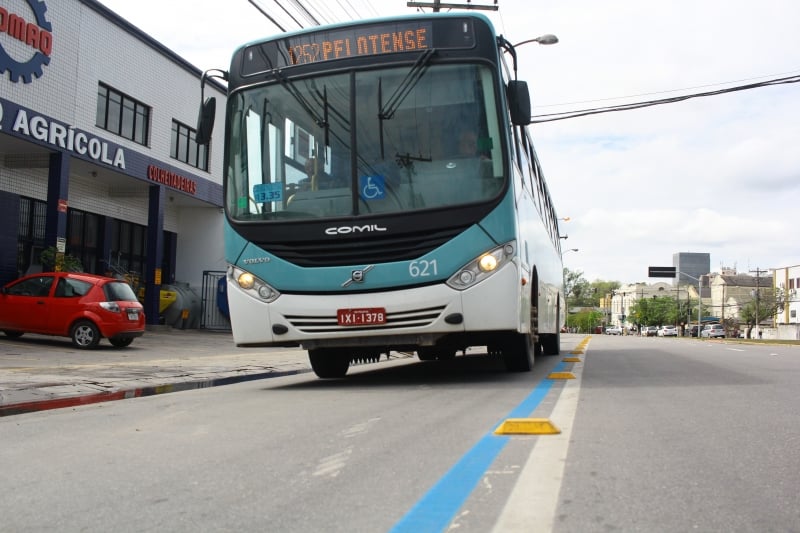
[342,265,374,287]
[325,224,387,236]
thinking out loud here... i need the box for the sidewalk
[0,327,312,417]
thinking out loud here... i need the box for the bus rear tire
[503,332,535,372]
[540,332,560,355]
[308,348,350,378]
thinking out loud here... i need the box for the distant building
[708,273,773,323]
[673,252,710,286]
[774,264,800,325]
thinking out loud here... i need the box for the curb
[0,368,310,417]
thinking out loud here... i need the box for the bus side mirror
[507,80,531,126]
[196,97,217,145]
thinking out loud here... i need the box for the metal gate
[200,270,232,331]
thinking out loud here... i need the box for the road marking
[389,364,560,532]
[491,349,583,532]
[726,348,745,352]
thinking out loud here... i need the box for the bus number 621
[409,259,437,277]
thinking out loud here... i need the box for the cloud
[96,0,800,284]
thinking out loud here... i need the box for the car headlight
[228,265,280,303]
[447,241,515,290]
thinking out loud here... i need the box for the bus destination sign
[285,21,434,66]
[241,18,477,76]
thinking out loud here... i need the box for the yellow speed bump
[562,357,582,363]
[548,372,576,380]
[494,418,561,435]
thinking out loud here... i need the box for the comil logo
[0,1,53,83]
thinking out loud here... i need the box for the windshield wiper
[378,48,435,159]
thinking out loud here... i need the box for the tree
[563,268,621,333]
[563,268,620,308]
[739,289,778,338]
[39,247,83,272]
[629,295,694,327]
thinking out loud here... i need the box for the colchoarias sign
[0,1,53,83]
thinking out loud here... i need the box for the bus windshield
[226,62,505,222]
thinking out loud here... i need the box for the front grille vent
[284,305,446,333]
[262,225,467,267]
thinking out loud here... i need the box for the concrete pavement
[0,327,313,417]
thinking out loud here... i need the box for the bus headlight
[447,241,515,291]
[228,265,280,303]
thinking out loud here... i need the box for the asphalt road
[554,335,800,532]
[1,332,798,532]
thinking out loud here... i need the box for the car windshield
[226,63,505,221]
[104,281,139,302]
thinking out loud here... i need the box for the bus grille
[284,305,446,333]
[262,226,466,267]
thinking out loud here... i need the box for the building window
[67,209,99,273]
[96,83,150,146]
[171,120,209,171]
[16,197,47,276]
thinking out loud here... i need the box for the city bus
[197,12,564,378]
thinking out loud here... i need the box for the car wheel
[2,330,24,339]
[109,337,134,348]
[71,320,101,349]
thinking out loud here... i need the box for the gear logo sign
[0,1,53,83]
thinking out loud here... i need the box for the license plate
[337,307,386,326]
[127,310,139,321]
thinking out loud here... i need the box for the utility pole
[750,267,768,338]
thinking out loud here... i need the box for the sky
[96,0,800,284]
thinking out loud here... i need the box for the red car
[0,272,145,348]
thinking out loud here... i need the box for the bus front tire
[417,347,456,361]
[308,348,350,378]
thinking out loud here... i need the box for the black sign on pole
[648,266,677,278]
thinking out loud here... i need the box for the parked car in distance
[643,326,659,337]
[700,324,726,338]
[657,325,678,337]
[688,324,702,337]
[0,272,145,348]
[605,325,623,335]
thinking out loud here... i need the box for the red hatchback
[0,272,145,348]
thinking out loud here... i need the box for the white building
[1,0,228,326]
[774,265,800,326]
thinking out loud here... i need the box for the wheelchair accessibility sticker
[359,175,386,200]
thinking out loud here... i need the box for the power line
[286,0,321,26]
[530,74,800,123]
[247,0,288,31]
[536,69,800,109]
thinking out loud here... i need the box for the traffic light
[648,266,676,278]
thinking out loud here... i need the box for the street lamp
[679,271,703,336]
[512,34,559,47]
[562,248,579,257]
